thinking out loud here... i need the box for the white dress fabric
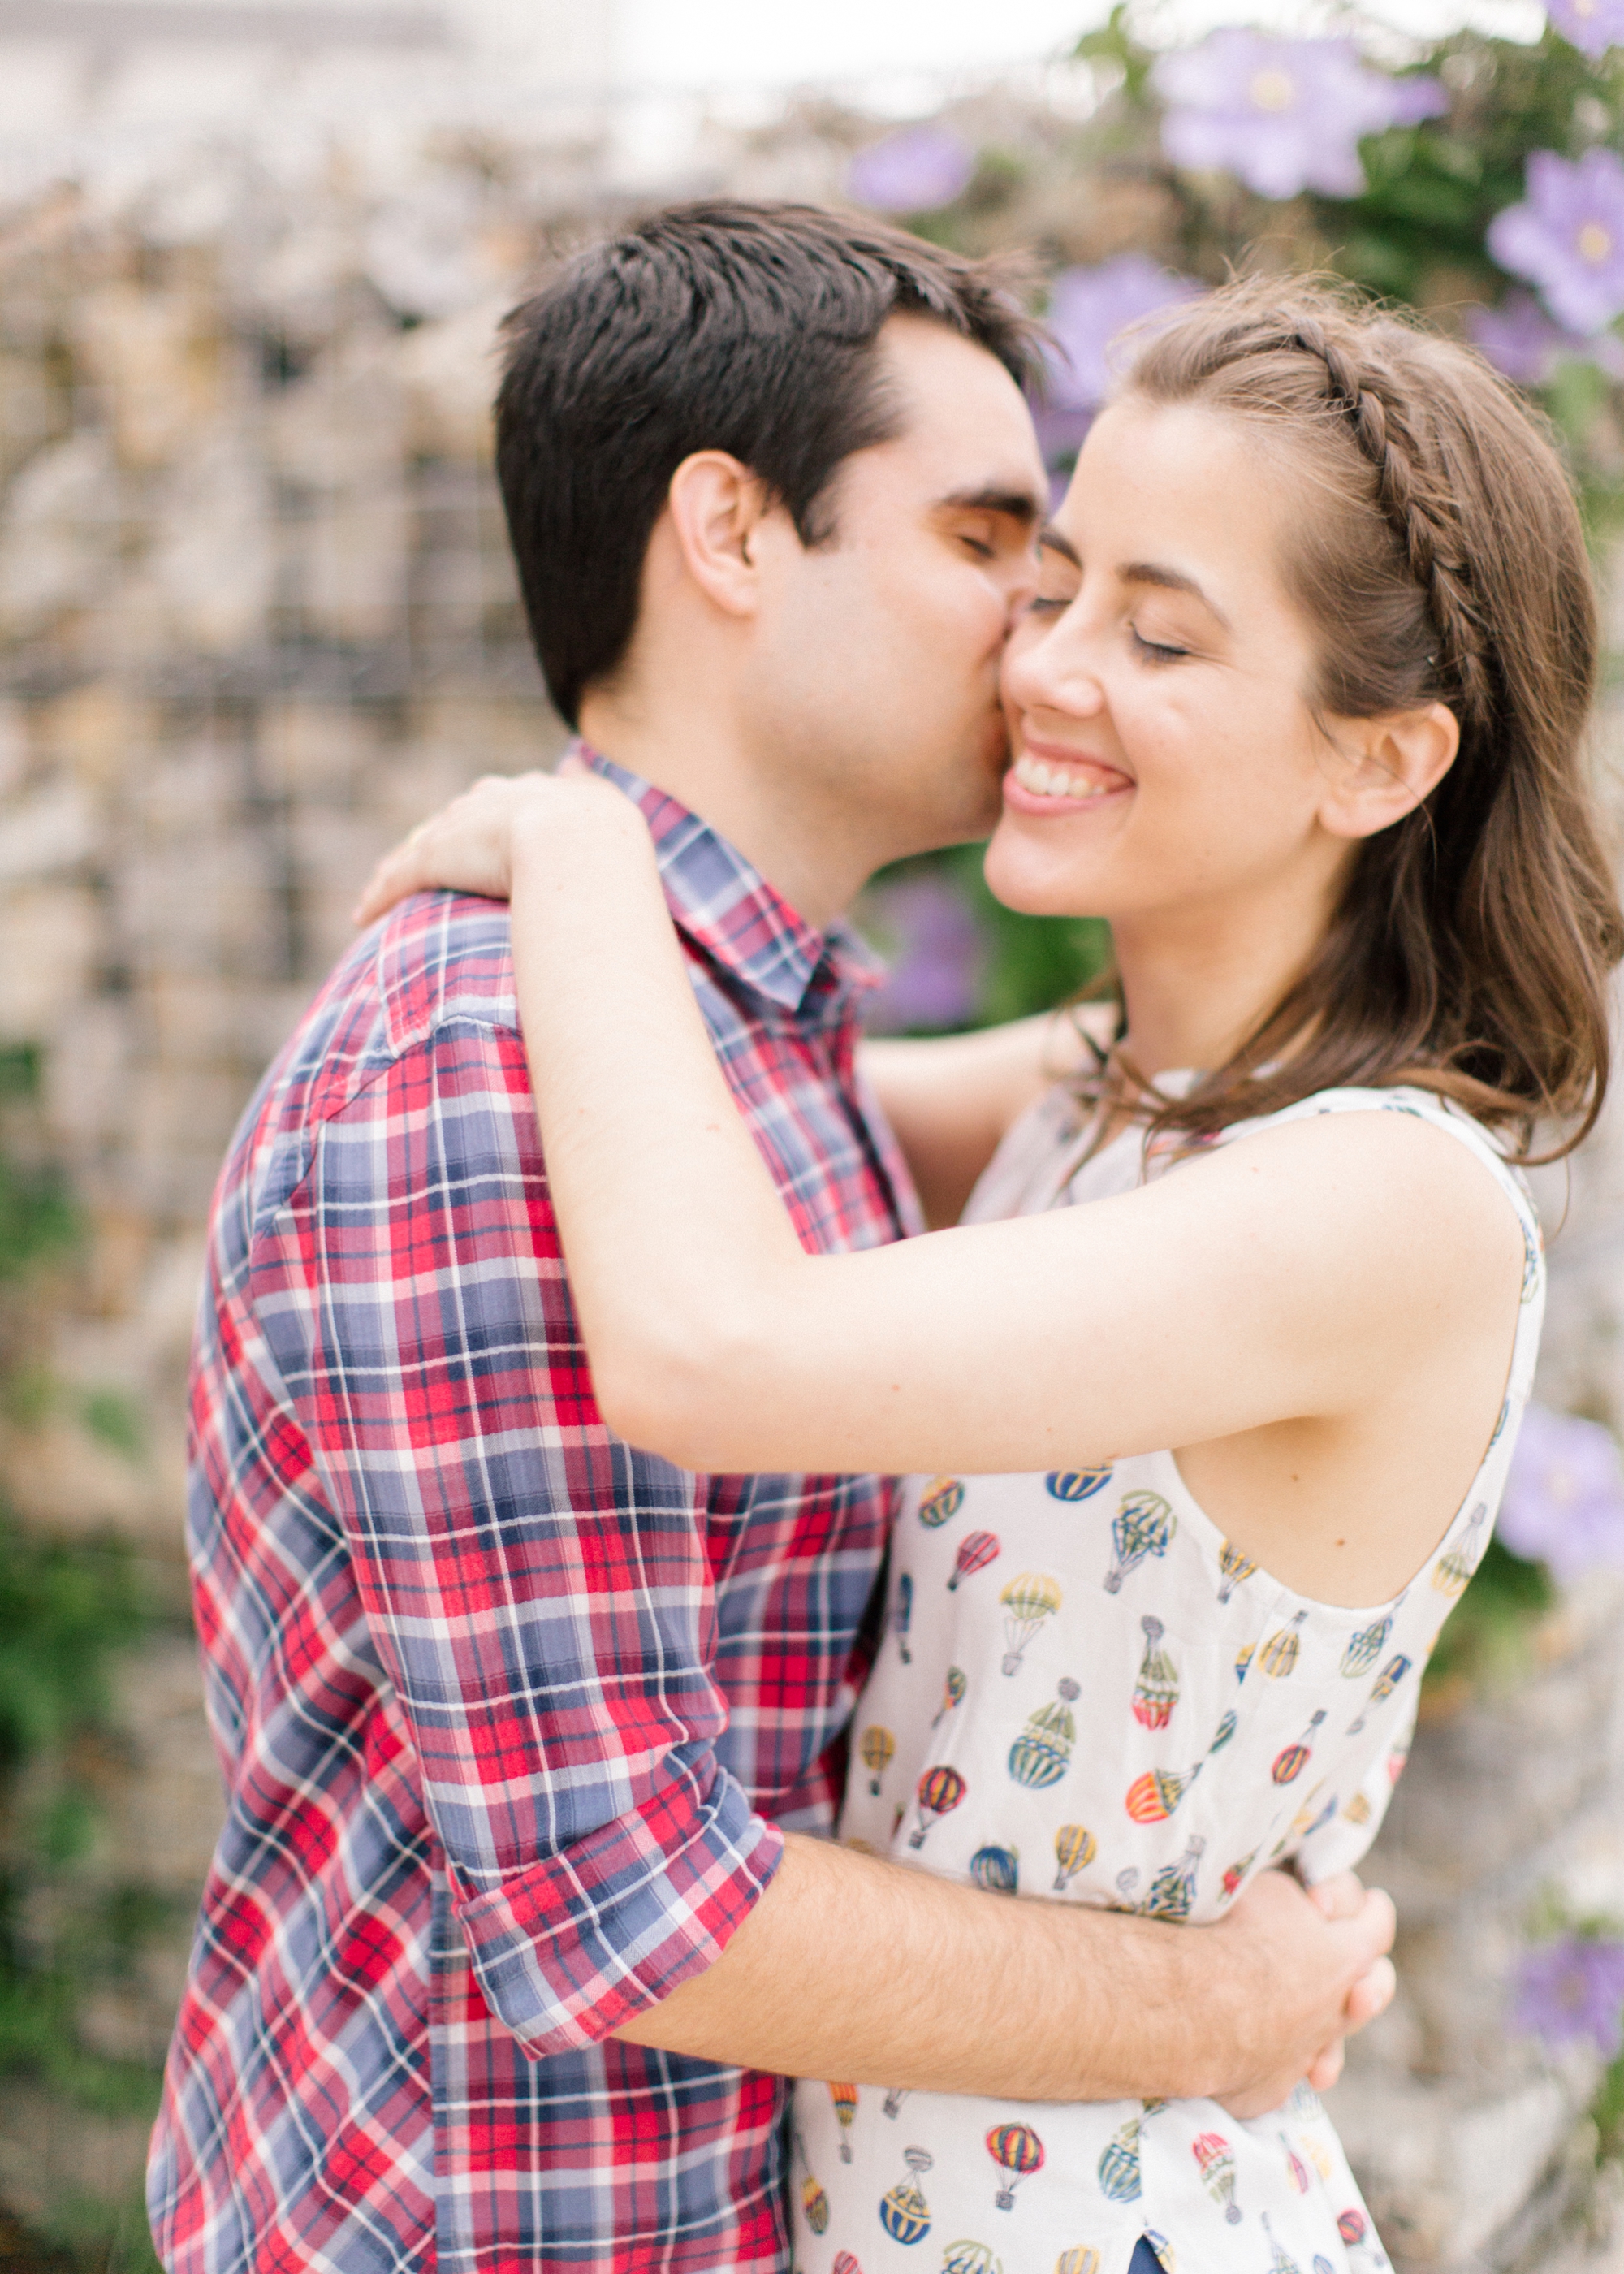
[789,1080,1544,2274]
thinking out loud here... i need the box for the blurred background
[5,1,1624,2266]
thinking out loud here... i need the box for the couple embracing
[150,201,1619,2274]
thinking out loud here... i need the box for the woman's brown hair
[1097,273,1622,1161]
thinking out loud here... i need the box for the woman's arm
[356,776,1521,1486]
[860,1018,1091,1229]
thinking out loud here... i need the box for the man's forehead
[870,321,1043,495]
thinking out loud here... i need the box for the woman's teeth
[1011,752,1117,801]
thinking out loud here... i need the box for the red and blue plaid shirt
[149,754,919,2274]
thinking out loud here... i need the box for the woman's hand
[352,763,636,927]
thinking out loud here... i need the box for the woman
[356,278,1620,2272]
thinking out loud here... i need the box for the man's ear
[1319,701,1461,843]
[663,451,775,619]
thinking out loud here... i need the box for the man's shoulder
[247,894,523,1164]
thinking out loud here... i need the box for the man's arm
[859,1015,1091,1230]
[615,1832,1395,2116]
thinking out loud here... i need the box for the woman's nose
[1003,629,1108,720]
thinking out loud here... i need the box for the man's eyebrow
[936,485,1046,525]
[1039,525,1081,567]
[1121,560,1231,629]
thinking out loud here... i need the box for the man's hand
[1204,1868,1397,2118]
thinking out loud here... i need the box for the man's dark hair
[495,199,1043,727]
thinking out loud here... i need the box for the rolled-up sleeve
[249,1015,783,2057]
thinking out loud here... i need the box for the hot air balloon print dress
[790,1083,1542,2274]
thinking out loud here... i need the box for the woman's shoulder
[1201,1083,1541,1302]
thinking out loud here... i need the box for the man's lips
[1002,746,1133,816]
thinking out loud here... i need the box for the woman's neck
[1111,869,1341,1082]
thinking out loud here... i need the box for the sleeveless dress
[788,1081,1544,2274]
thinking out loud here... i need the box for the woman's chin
[983,825,1110,921]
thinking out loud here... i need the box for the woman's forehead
[1060,400,1293,601]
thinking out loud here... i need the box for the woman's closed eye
[1131,625,1192,665]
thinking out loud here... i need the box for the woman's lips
[1002,747,1132,817]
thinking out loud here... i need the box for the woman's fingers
[352,768,597,927]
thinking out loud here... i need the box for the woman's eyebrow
[1121,559,1231,629]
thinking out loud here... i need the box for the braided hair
[1104,273,1622,1160]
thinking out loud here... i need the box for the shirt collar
[579,744,884,1021]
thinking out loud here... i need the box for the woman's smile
[1004,745,1134,815]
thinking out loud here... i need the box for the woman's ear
[663,451,775,619]
[1319,701,1461,842]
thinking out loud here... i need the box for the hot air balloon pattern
[932,1666,968,1729]
[1315,2260,1336,2274]
[1192,2131,1242,2224]
[1104,1492,1176,1593]
[883,2087,909,2120]
[1234,1640,1256,1685]
[970,1843,1019,1895]
[1339,1605,1397,1678]
[1220,1848,1258,1902]
[1207,1706,1238,1755]
[1259,1610,1308,1680]
[1047,1467,1112,1502]
[828,2080,857,2162]
[999,1571,1062,1675]
[1009,1677,1081,1788]
[1432,1504,1488,1597]
[1263,2213,1302,2274]
[879,2147,934,2245]
[1125,1757,1201,1825]
[1052,1822,1097,1892]
[949,1531,1000,1591]
[942,2245,1003,2274]
[859,1724,895,1796]
[1131,1617,1179,1730]
[1056,2255,1102,2274]
[1272,1710,1327,1786]
[1343,1791,1372,1826]
[1292,1789,1338,1843]
[1142,1833,1205,1922]
[1097,2117,1142,2204]
[1348,1653,1411,1736]
[1337,2209,1368,2247]
[1216,1538,1257,1603]
[893,1572,914,1664]
[832,2256,864,2274]
[986,2121,1044,2209]
[918,1476,965,1528]
[909,1763,966,1849]
[1281,2132,1311,2194]
[801,2168,830,2235]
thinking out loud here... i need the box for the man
[151,202,1393,2274]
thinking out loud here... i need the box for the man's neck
[577,696,882,932]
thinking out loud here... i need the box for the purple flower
[1513,1935,1624,2057]
[1154,32,1447,201]
[847,125,975,215]
[1496,1403,1624,1586]
[1547,0,1624,59]
[1488,149,1624,334]
[1033,256,1203,472]
[862,875,984,1034]
[1466,289,1624,384]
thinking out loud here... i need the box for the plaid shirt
[149,754,918,2274]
